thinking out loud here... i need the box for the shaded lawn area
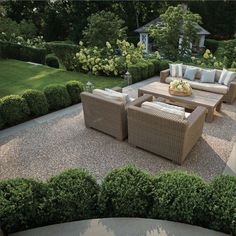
[0,59,127,98]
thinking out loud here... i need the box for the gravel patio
[0,77,235,181]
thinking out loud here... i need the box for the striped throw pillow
[169,64,183,78]
[218,69,236,86]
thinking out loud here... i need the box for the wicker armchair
[81,88,152,140]
[127,101,207,164]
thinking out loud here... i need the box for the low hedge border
[0,41,46,64]
[0,165,235,235]
[0,80,84,130]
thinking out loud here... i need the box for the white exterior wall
[139,33,149,53]
[199,35,205,47]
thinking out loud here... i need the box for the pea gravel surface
[0,77,235,181]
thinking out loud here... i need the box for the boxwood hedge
[150,171,206,225]
[44,84,71,111]
[47,169,99,224]
[0,95,30,126]
[99,165,154,217]
[66,80,84,104]
[202,175,236,234]
[0,166,235,235]
[22,89,49,116]
[0,178,49,234]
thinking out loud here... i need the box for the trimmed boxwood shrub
[47,169,99,224]
[159,60,172,71]
[147,60,155,77]
[0,113,5,130]
[46,42,79,71]
[0,178,50,234]
[0,95,30,126]
[0,41,46,64]
[22,89,49,116]
[150,171,206,224]
[44,84,71,111]
[202,175,236,234]
[45,55,60,68]
[66,80,84,104]
[99,165,154,217]
[149,59,160,73]
[139,62,149,80]
[128,64,142,83]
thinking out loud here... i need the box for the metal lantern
[124,71,132,85]
[84,81,94,93]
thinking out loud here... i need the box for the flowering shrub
[191,49,223,69]
[74,40,145,76]
[0,32,45,48]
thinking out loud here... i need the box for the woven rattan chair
[81,88,152,140]
[127,101,207,164]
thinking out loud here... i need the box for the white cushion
[165,77,228,95]
[93,89,126,103]
[218,69,236,86]
[169,64,183,77]
[104,88,133,103]
[153,101,185,112]
[141,101,185,120]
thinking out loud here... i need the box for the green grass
[0,59,127,98]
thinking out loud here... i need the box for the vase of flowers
[169,79,192,96]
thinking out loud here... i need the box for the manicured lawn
[0,59,127,98]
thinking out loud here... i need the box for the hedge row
[0,41,47,64]
[0,81,84,129]
[128,59,171,84]
[46,42,79,71]
[0,165,235,235]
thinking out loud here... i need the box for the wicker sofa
[81,87,152,140]
[127,99,207,164]
[160,66,236,104]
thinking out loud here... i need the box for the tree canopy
[82,11,127,47]
[149,5,201,60]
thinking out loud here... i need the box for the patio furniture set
[81,65,236,165]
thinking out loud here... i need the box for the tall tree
[82,10,127,47]
[149,4,201,60]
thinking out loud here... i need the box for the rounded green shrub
[99,165,154,217]
[66,80,84,104]
[47,169,99,224]
[22,89,49,116]
[202,175,236,234]
[0,95,30,126]
[45,55,60,68]
[150,171,206,224]
[44,84,71,111]
[0,178,49,234]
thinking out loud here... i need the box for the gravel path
[0,77,235,181]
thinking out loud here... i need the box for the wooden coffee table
[138,82,224,122]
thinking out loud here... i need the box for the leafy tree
[148,4,201,61]
[82,10,127,47]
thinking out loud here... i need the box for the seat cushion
[104,88,134,103]
[141,101,185,120]
[93,89,126,103]
[165,77,228,94]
